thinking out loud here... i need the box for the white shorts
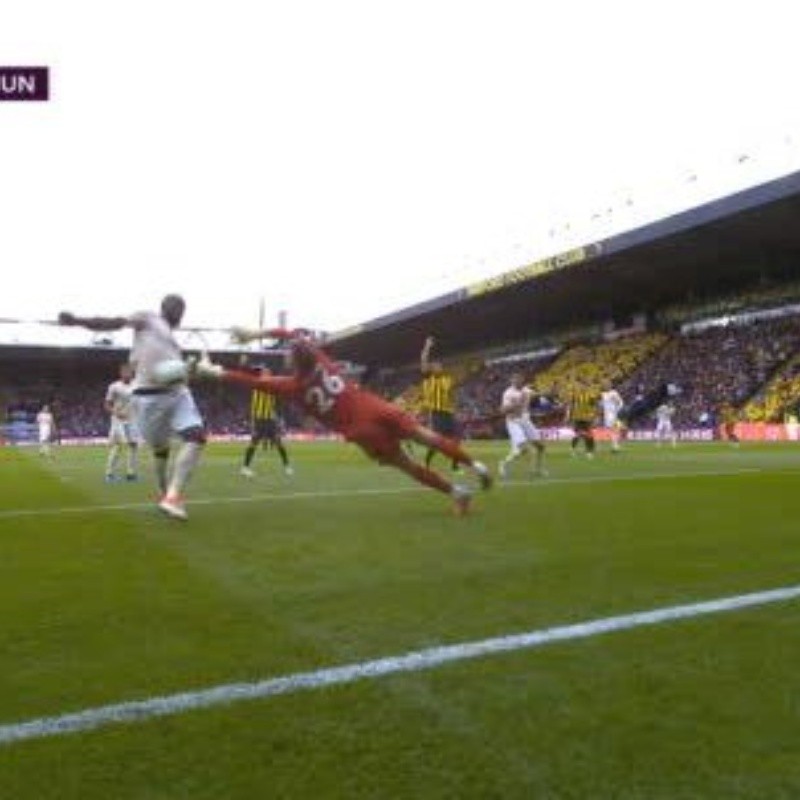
[38,426,52,444]
[109,418,139,445]
[132,387,203,449]
[655,420,673,436]
[506,417,541,452]
[603,412,619,429]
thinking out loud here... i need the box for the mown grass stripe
[1,582,797,746]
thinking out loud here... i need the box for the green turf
[1,440,799,798]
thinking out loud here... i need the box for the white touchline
[0,467,763,521]
[1,583,798,747]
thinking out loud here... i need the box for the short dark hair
[161,293,185,312]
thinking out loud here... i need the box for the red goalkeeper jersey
[223,339,360,433]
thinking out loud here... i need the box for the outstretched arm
[231,326,311,344]
[229,326,340,376]
[59,311,133,332]
[211,367,298,397]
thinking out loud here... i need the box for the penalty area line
[1,583,798,746]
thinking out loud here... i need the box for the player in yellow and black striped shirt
[241,366,293,478]
[420,335,460,470]
[568,384,599,458]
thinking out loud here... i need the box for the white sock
[106,445,120,475]
[126,445,138,475]
[166,442,204,499]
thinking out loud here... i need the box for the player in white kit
[36,405,54,457]
[105,363,139,482]
[601,384,625,453]
[498,373,547,480]
[59,295,205,520]
[655,402,677,447]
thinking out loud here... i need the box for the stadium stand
[528,333,667,399]
[619,316,800,427]
[359,305,800,437]
[743,350,800,422]
[658,280,800,327]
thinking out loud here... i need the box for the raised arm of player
[420,335,435,374]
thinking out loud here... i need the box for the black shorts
[572,419,593,435]
[252,418,281,443]
[429,410,458,439]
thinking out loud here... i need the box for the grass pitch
[1,440,799,798]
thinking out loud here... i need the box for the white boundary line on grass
[0,467,764,521]
[1,583,798,746]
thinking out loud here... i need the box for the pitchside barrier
[517,426,797,442]
[599,424,800,442]
[726,422,800,441]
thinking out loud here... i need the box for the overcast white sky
[3,0,800,336]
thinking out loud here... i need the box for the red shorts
[339,395,419,462]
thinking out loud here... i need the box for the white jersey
[37,410,53,443]
[502,385,541,451]
[601,390,624,416]
[501,386,533,421]
[106,380,134,420]
[655,403,675,442]
[129,312,184,390]
[656,404,674,423]
[37,411,53,430]
[601,390,623,429]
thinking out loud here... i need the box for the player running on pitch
[655,401,677,447]
[601,383,625,453]
[498,373,547,480]
[104,363,140,482]
[36,404,54,457]
[197,327,492,515]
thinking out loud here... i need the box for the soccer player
[241,367,293,478]
[601,383,625,453]
[498,373,547,480]
[198,327,492,515]
[420,336,460,471]
[654,401,677,447]
[59,295,205,520]
[719,402,740,447]
[36,404,54,457]
[568,384,598,459]
[104,363,139,482]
